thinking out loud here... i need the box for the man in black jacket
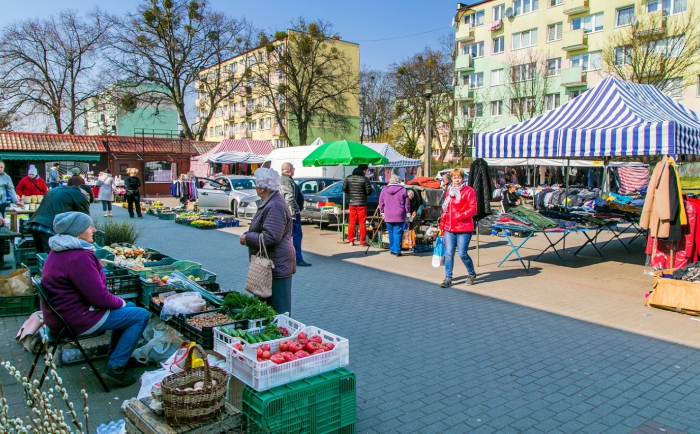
[342,164,372,246]
[280,162,311,267]
[27,185,92,253]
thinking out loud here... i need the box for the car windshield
[316,182,343,197]
[230,179,256,190]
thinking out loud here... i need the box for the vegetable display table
[124,398,240,434]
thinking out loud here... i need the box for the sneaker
[103,212,108,217]
[296,261,312,267]
[349,241,355,246]
[396,252,403,257]
[468,274,477,285]
[440,279,452,288]
[102,365,137,387]
[138,216,144,219]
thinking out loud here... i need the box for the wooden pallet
[125,398,241,434]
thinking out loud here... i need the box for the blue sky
[1,0,455,71]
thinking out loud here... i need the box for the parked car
[435,168,470,181]
[237,177,340,219]
[197,175,257,216]
[300,181,386,224]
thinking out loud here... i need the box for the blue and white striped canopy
[362,142,422,167]
[476,76,700,158]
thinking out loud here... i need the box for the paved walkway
[1,202,700,433]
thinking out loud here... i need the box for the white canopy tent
[202,151,266,164]
[362,142,421,167]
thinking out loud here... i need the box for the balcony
[562,29,588,51]
[455,28,475,43]
[560,67,588,87]
[239,86,252,96]
[563,0,589,15]
[635,10,667,37]
[454,86,474,101]
[454,55,475,72]
[246,130,253,138]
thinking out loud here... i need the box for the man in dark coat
[280,162,311,267]
[342,164,372,246]
[27,185,92,253]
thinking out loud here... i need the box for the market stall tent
[361,143,421,168]
[476,75,700,159]
[202,152,266,164]
[190,139,275,177]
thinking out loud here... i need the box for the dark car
[301,181,387,223]
[237,177,341,219]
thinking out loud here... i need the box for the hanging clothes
[617,166,649,194]
[170,179,198,200]
[467,158,493,221]
[641,156,686,240]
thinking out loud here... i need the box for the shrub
[94,220,144,246]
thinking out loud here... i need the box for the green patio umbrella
[302,140,388,242]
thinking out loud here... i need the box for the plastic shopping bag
[432,235,445,268]
[401,227,416,249]
[160,292,207,321]
[133,317,183,364]
[160,341,204,373]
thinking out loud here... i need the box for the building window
[432,148,440,157]
[463,103,483,117]
[224,123,229,132]
[614,46,632,65]
[266,117,272,129]
[248,120,256,131]
[493,36,505,54]
[463,41,485,58]
[258,119,264,130]
[208,127,213,136]
[511,63,536,82]
[514,0,539,16]
[240,122,245,132]
[549,0,562,6]
[616,6,635,26]
[491,69,504,86]
[547,58,562,76]
[547,23,563,42]
[647,0,686,15]
[232,123,238,133]
[230,62,237,73]
[659,77,684,99]
[214,108,222,118]
[490,100,502,116]
[572,13,604,34]
[653,36,685,58]
[510,97,535,117]
[145,161,177,182]
[545,93,561,111]
[512,28,538,50]
[569,89,586,99]
[493,4,505,21]
[275,139,286,148]
[465,72,484,88]
[570,51,602,71]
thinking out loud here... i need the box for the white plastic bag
[432,235,445,268]
[137,369,170,400]
[132,319,183,364]
[160,292,207,321]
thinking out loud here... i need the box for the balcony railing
[562,29,588,51]
[454,55,475,72]
[560,67,588,87]
[563,0,589,15]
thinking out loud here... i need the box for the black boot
[102,365,137,387]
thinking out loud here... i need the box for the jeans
[49,182,59,189]
[95,302,149,368]
[126,191,142,217]
[444,231,475,280]
[101,201,113,212]
[347,206,367,244]
[292,213,304,262]
[260,276,293,316]
[385,222,404,254]
[30,230,51,254]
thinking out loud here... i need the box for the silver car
[198,175,257,216]
[237,177,341,219]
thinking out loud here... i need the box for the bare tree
[453,87,496,165]
[602,7,700,94]
[108,0,253,140]
[251,19,359,146]
[391,47,454,165]
[359,68,394,143]
[0,9,109,134]
[501,48,555,122]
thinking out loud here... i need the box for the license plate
[304,201,315,208]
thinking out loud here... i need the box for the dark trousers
[30,230,51,254]
[292,213,304,263]
[126,192,142,217]
[260,276,293,316]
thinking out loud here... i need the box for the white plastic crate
[212,314,305,357]
[225,325,349,391]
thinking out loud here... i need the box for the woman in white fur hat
[16,164,48,199]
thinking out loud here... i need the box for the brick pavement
[1,201,700,433]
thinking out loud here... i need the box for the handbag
[401,223,416,249]
[432,235,445,268]
[244,233,275,298]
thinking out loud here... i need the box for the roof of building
[104,136,200,154]
[212,139,276,156]
[190,141,218,155]
[0,132,107,153]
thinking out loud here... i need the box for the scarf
[48,234,97,252]
[442,183,464,211]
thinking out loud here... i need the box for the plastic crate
[242,368,356,434]
[0,294,39,317]
[142,257,178,268]
[158,213,176,220]
[14,246,38,266]
[2,239,11,255]
[184,268,217,284]
[213,314,305,357]
[181,312,244,350]
[411,244,434,253]
[36,253,47,277]
[127,260,202,278]
[201,282,220,293]
[105,273,140,298]
[226,325,350,391]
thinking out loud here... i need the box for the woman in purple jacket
[41,212,149,387]
[240,168,296,315]
[378,174,410,257]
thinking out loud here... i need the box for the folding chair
[27,276,110,392]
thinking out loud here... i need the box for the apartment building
[196,33,360,146]
[453,0,700,148]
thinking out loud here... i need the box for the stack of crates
[242,368,356,434]
[14,238,38,274]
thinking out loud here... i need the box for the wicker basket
[161,344,229,426]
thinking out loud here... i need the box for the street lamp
[422,81,433,178]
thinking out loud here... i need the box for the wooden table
[6,209,34,233]
[125,398,241,434]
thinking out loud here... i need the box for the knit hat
[71,168,81,176]
[28,165,37,175]
[53,212,92,237]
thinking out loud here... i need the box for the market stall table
[6,208,34,233]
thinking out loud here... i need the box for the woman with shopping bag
[378,174,410,257]
[439,168,478,288]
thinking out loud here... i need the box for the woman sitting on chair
[502,183,520,213]
[40,212,149,388]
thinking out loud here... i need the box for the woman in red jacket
[438,168,477,288]
[16,165,48,198]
